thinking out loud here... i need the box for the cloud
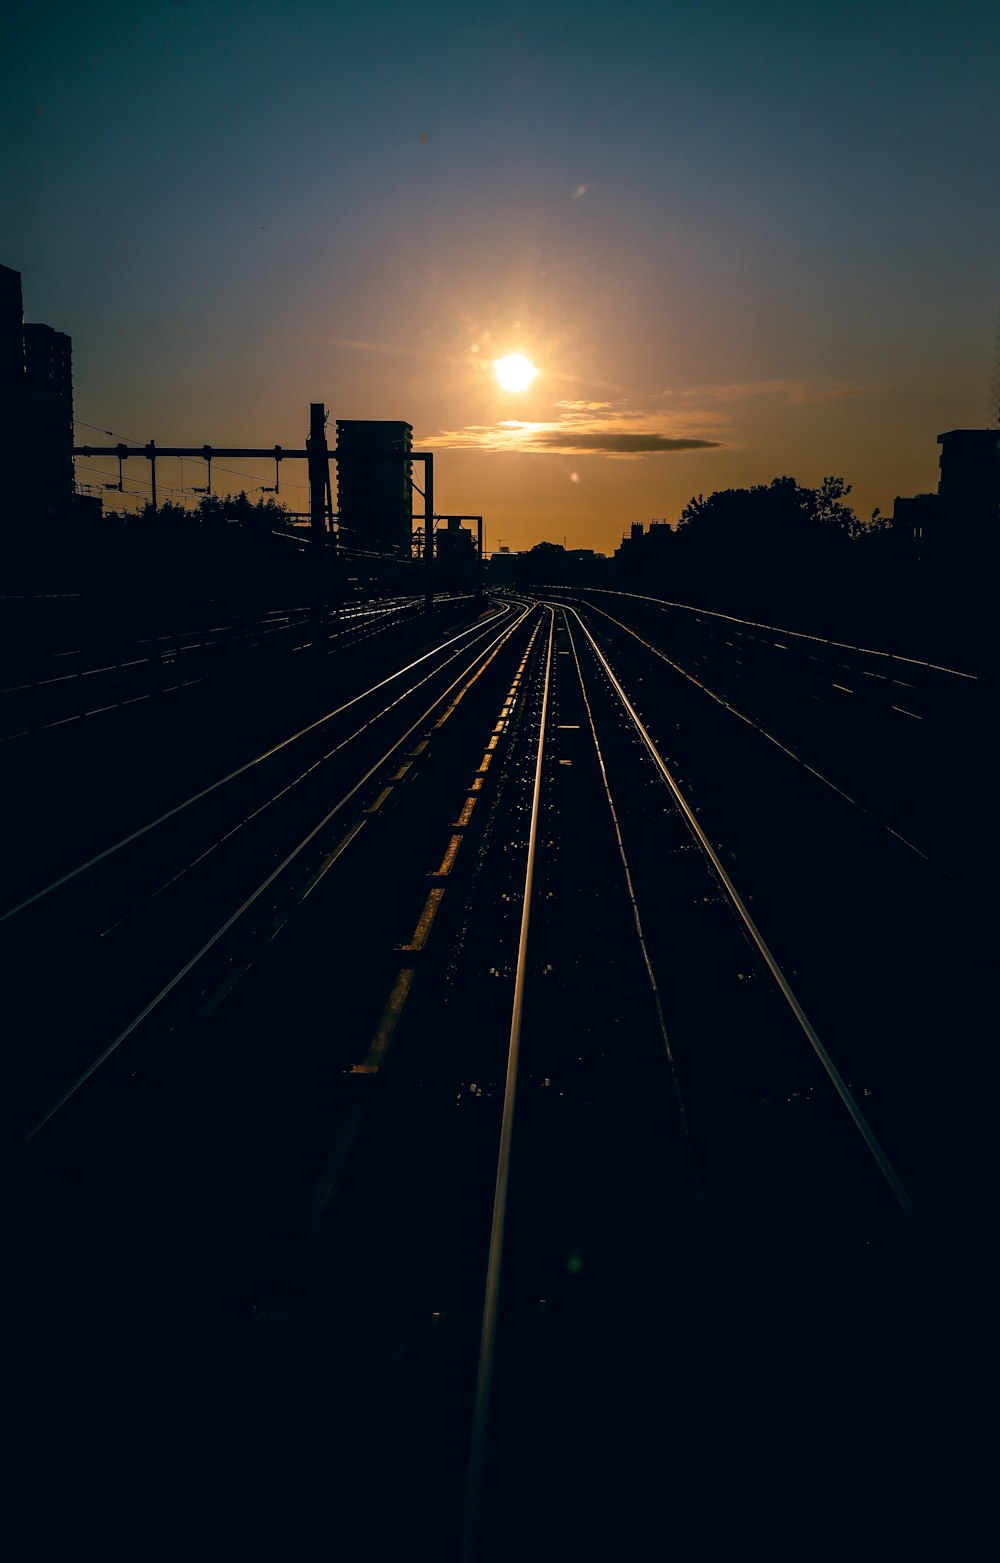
[424,386,730,456]
[425,420,721,457]
[423,374,876,459]
[532,431,720,454]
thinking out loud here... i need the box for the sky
[3,0,998,553]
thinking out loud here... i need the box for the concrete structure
[24,322,74,522]
[892,429,1000,566]
[937,429,1000,535]
[0,264,23,407]
[335,419,413,556]
[0,263,76,525]
[614,518,675,568]
[891,492,941,555]
[435,515,476,590]
[0,264,25,526]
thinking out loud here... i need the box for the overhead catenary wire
[74,419,309,512]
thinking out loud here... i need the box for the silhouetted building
[436,516,476,589]
[436,515,475,558]
[614,522,644,566]
[0,264,26,526]
[894,430,1000,565]
[335,420,412,557]
[614,518,675,568]
[892,492,941,556]
[937,429,1000,537]
[0,265,23,404]
[0,263,76,525]
[24,321,74,523]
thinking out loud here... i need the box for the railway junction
[2,589,991,1560]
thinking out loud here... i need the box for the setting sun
[494,353,538,392]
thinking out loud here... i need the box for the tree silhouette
[609,474,893,628]
[514,541,568,586]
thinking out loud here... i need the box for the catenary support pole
[307,402,329,542]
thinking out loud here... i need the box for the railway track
[0,597,523,1150]
[2,596,989,1559]
[1,592,484,906]
[542,585,986,879]
[0,594,439,743]
[313,600,945,1557]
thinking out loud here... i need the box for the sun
[494,353,538,392]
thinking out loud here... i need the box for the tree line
[504,473,978,662]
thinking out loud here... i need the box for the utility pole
[420,452,434,610]
[307,403,330,542]
[75,416,453,616]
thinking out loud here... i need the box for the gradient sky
[3,0,998,552]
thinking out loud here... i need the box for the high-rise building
[0,264,76,524]
[937,429,1000,536]
[894,429,1000,564]
[0,264,23,404]
[0,264,25,526]
[24,322,74,523]
[335,420,413,556]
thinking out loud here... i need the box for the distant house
[891,492,941,556]
[614,518,676,570]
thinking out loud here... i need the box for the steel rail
[1,601,512,923]
[94,603,526,938]
[0,601,357,705]
[255,612,545,1317]
[565,604,920,1232]
[561,608,704,1198]
[572,595,933,863]
[545,584,979,680]
[22,604,534,1146]
[461,607,554,1563]
[0,611,285,683]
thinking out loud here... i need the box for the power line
[74,417,147,445]
[74,421,310,505]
